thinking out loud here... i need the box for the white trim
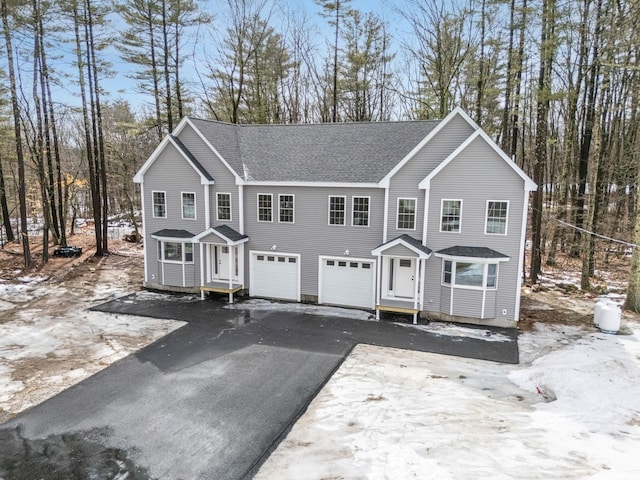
[422,188,430,244]
[249,250,301,302]
[514,190,530,322]
[133,134,215,185]
[181,191,197,220]
[151,190,167,219]
[328,195,347,226]
[174,118,243,183]
[238,184,244,234]
[192,227,249,245]
[485,199,509,236]
[396,197,417,231]
[278,194,295,224]
[199,242,205,299]
[420,257,426,311]
[318,255,376,309]
[371,237,431,259]
[257,193,274,222]
[378,107,479,188]
[351,195,370,227]
[376,254,382,319]
[155,239,195,265]
[141,184,148,283]
[216,192,232,222]
[439,199,463,233]
[419,129,537,191]
[241,180,380,188]
[383,187,389,242]
[204,184,211,229]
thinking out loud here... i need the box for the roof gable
[371,234,432,258]
[133,135,215,185]
[418,129,536,191]
[192,225,249,245]
[377,107,479,188]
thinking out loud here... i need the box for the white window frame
[352,196,370,227]
[158,241,194,264]
[279,194,295,223]
[328,195,346,226]
[440,199,463,233]
[440,259,498,291]
[485,200,509,235]
[257,193,273,222]
[396,197,417,230]
[181,192,196,220]
[217,192,232,221]
[152,190,167,218]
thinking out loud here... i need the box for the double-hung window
[329,196,346,225]
[279,194,294,223]
[397,198,416,230]
[152,191,166,218]
[486,201,508,235]
[182,192,196,220]
[217,193,231,221]
[258,194,272,222]
[441,199,462,232]
[352,196,369,227]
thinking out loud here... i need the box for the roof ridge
[187,117,441,128]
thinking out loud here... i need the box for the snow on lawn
[256,323,640,480]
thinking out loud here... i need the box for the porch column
[228,244,234,303]
[413,259,420,324]
[376,254,382,320]
[200,242,205,300]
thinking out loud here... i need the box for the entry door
[394,258,415,298]
[216,245,230,280]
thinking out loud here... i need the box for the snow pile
[398,321,512,342]
[256,323,640,479]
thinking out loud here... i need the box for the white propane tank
[594,298,609,326]
[598,302,621,334]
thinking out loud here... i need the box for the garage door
[250,252,300,301]
[319,258,375,309]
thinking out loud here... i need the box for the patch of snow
[256,323,640,480]
[396,321,512,343]
[224,299,374,321]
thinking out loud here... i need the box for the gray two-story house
[133,108,536,328]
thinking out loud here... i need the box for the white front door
[393,258,415,298]
[216,245,231,280]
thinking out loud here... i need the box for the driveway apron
[0,294,518,479]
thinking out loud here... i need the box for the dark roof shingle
[151,229,195,239]
[186,118,441,183]
[436,246,509,259]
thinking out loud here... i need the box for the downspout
[376,254,382,320]
[140,183,148,283]
[422,187,430,244]
[238,184,244,234]
[413,259,420,324]
[200,242,205,299]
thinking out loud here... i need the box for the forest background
[1,0,639,309]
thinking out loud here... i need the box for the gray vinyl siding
[451,289,484,318]
[178,124,241,231]
[142,142,205,286]
[386,114,475,241]
[244,186,384,296]
[424,135,526,321]
[440,285,451,314]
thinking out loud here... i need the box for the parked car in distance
[53,246,83,258]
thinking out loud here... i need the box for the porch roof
[435,246,510,261]
[371,234,432,258]
[151,229,195,240]
[192,225,249,245]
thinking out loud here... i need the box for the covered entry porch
[193,225,249,303]
[372,234,432,324]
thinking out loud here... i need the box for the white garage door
[250,252,299,301]
[319,257,375,309]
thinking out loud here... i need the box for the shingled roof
[187,118,441,183]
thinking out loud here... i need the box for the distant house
[133,108,536,327]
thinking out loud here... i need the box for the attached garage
[319,257,376,309]
[250,251,300,301]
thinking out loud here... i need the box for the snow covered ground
[0,255,184,423]
[256,322,640,479]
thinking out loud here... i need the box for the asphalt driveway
[0,294,518,479]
